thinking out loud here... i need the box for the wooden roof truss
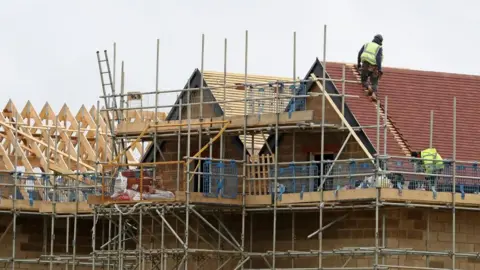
[0,101,152,201]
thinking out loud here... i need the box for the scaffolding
[0,26,478,270]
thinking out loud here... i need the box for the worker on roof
[411,148,445,190]
[357,34,384,101]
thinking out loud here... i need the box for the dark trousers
[427,168,442,190]
[360,61,380,93]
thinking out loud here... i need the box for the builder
[411,148,445,190]
[357,34,384,101]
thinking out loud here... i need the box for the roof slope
[259,59,406,158]
[203,71,292,116]
[368,66,480,161]
[324,62,408,157]
[203,71,292,155]
[143,69,292,162]
[324,62,480,161]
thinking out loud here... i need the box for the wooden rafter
[0,100,146,175]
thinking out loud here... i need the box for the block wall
[6,207,480,269]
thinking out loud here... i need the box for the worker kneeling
[357,34,384,101]
[411,148,444,190]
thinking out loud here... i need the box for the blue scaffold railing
[322,160,376,190]
[203,160,238,199]
[268,163,319,194]
[286,81,307,118]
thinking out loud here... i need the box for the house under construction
[1,29,480,270]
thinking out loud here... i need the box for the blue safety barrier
[268,163,318,193]
[286,82,307,118]
[203,160,238,199]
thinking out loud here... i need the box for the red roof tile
[324,62,480,162]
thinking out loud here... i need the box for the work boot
[371,92,377,101]
[365,85,373,96]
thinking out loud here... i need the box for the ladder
[96,50,124,158]
[352,66,412,155]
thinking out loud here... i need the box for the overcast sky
[1,0,478,114]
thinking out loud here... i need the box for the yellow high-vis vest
[361,42,382,65]
[421,148,444,174]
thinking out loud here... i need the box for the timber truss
[0,100,165,197]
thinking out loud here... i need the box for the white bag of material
[144,190,175,200]
[114,173,128,193]
[132,192,141,201]
[155,190,175,198]
[358,175,392,189]
[111,191,121,199]
[376,175,392,188]
[125,189,138,200]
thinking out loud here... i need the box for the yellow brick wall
[243,208,480,269]
[0,214,93,270]
[5,207,480,269]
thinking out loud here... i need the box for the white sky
[1,0,478,114]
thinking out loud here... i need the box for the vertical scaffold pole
[200,34,205,119]
[11,111,19,270]
[44,109,50,257]
[220,37,227,209]
[272,30,280,269]
[197,34,205,197]
[160,206,165,270]
[107,209,112,269]
[384,97,388,162]
[427,107,433,267]
[319,24,327,269]
[222,38,228,269]
[92,207,97,270]
[341,64,346,127]
[139,207,144,270]
[113,42,116,89]
[291,31,297,269]
[273,92,280,268]
[50,115,59,270]
[95,100,100,195]
[72,105,82,270]
[452,97,457,269]
[241,29,249,270]
[177,95,182,191]
[382,96,388,266]
[153,38,160,270]
[117,208,123,270]
[374,93,380,270]
[184,43,193,270]
[430,110,434,148]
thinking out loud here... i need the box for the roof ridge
[349,67,412,156]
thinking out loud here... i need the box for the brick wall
[6,207,480,269]
[245,207,480,269]
[275,132,367,163]
[155,135,243,193]
[0,214,94,270]
[126,207,480,269]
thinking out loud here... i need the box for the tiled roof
[322,63,409,158]
[325,62,480,161]
[203,71,293,155]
